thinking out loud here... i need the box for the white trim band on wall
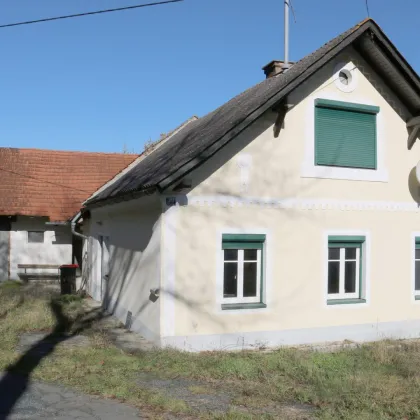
[176,196,420,212]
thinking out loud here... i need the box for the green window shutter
[315,101,378,169]
[222,234,265,250]
[328,236,366,243]
[328,236,365,248]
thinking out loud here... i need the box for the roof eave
[84,186,158,209]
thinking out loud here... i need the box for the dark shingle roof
[87,18,420,206]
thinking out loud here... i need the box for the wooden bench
[17,264,60,282]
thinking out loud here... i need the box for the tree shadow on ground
[0,296,106,419]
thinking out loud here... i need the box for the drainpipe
[71,211,88,240]
[70,211,89,293]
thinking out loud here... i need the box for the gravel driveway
[0,373,142,420]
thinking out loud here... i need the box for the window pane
[224,249,238,261]
[28,231,44,243]
[328,248,340,260]
[416,249,420,260]
[328,261,340,294]
[345,248,357,260]
[223,263,237,297]
[416,261,420,291]
[244,249,257,261]
[243,262,257,297]
[345,261,357,293]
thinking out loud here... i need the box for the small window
[327,236,365,304]
[415,238,420,299]
[28,231,44,243]
[221,234,266,309]
[315,99,379,170]
[338,70,351,86]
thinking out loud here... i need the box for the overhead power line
[0,0,183,29]
[365,0,370,17]
[0,166,93,194]
[289,0,297,23]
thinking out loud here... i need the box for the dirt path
[0,373,142,420]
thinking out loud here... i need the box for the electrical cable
[0,0,183,29]
[0,166,95,194]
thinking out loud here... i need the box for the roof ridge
[0,147,139,157]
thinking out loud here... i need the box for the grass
[1,283,420,419]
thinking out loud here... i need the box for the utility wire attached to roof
[0,0,183,29]
[289,0,297,23]
[365,0,370,18]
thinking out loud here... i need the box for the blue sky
[0,0,418,153]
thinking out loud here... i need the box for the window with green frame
[221,234,266,310]
[327,236,366,304]
[415,238,420,299]
[315,99,379,169]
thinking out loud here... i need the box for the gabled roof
[86,18,420,207]
[0,148,137,221]
[82,116,198,205]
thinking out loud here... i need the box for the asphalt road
[0,374,142,420]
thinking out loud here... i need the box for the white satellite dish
[416,160,420,184]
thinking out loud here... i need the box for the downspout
[71,211,87,240]
[71,211,88,293]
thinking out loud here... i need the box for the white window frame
[223,248,262,305]
[327,247,360,300]
[412,233,420,301]
[324,231,370,307]
[415,249,420,299]
[301,90,387,183]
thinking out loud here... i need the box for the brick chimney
[262,60,294,78]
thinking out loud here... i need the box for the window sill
[327,299,366,306]
[301,165,388,183]
[222,303,267,311]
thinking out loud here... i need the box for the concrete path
[0,374,142,420]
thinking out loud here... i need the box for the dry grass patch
[2,283,420,419]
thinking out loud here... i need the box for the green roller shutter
[315,99,378,169]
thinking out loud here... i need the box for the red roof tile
[0,148,138,221]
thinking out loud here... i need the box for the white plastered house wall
[9,216,72,280]
[84,46,420,352]
[158,47,420,351]
[85,196,162,343]
[80,118,198,343]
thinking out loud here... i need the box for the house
[0,148,137,281]
[81,18,420,351]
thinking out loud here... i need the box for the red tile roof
[0,148,138,221]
